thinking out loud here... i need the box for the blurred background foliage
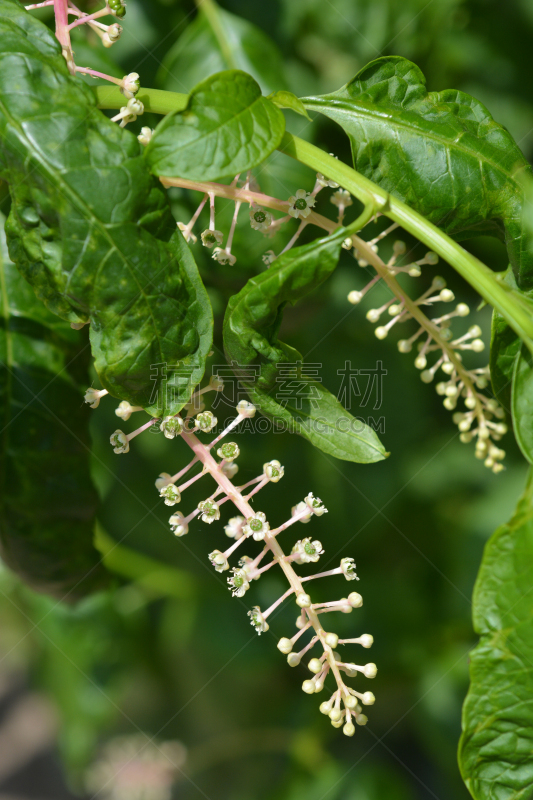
[0,0,532,798]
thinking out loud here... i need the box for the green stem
[91,86,533,354]
[195,0,237,69]
[92,85,188,115]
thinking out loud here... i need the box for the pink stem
[68,7,109,29]
[263,586,295,619]
[75,67,123,86]
[26,1,55,8]
[170,455,199,484]
[127,418,158,441]
[54,0,75,74]
[245,476,269,501]
[208,414,244,450]
[177,470,206,494]
[301,567,342,583]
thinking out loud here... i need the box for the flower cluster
[85,379,376,735]
[346,233,507,472]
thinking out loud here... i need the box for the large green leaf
[147,70,286,182]
[459,469,533,799]
[303,56,533,289]
[0,0,212,416]
[223,227,388,463]
[0,215,109,599]
[159,1,288,96]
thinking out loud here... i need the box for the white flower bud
[236,400,256,418]
[420,370,433,383]
[471,338,485,352]
[331,189,352,207]
[115,400,137,421]
[102,22,122,46]
[363,662,377,678]
[393,240,406,255]
[121,72,140,99]
[348,592,363,608]
[287,653,301,667]
[324,632,338,648]
[225,516,245,539]
[302,679,316,694]
[137,126,153,146]
[343,722,356,737]
[356,714,368,726]
[362,691,375,705]
[468,325,482,338]
[221,461,239,479]
[292,501,312,523]
[329,708,342,722]
[348,290,363,304]
[296,593,312,608]
[366,309,381,323]
[397,340,412,353]
[319,700,333,715]
[155,472,172,491]
[277,638,293,654]
[360,634,373,648]
[439,289,455,302]
[455,303,470,317]
[441,362,455,375]
[84,387,104,408]
[432,276,446,290]
[424,251,439,265]
[414,354,427,370]
[408,264,422,277]
[169,512,188,537]
[308,658,322,674]
[344,694,358,709]
[374,326,388,340]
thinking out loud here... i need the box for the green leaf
[223,227,388,463]
[303,56,533,289]
[459,468,533,799]
[0,0,212,416]
[159,1,288,96]
[511,345,533,465]
[0,215,109,599]
[268,90,312,121]
[490,269,523,416]
[146,69,286,182]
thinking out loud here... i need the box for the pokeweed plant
[1,0,533,793]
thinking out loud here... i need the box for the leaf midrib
[303,95,526,196]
